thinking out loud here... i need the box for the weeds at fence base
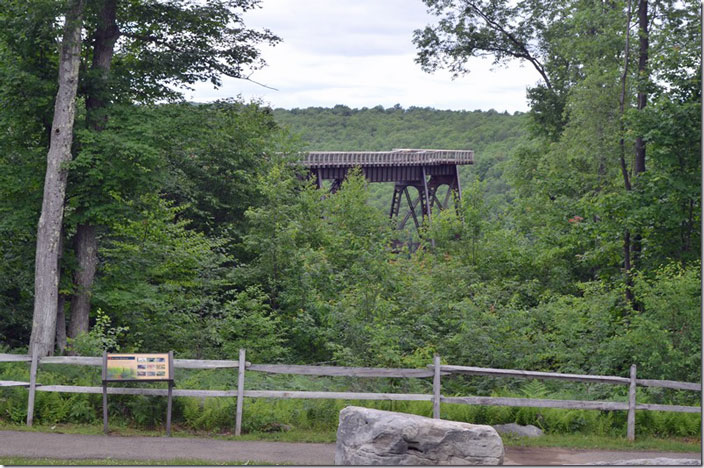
[500,433,701,453]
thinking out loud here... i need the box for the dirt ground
[0,430,700,465]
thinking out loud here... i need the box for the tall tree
[63,0,279,343]
[413,0,554,87]
[30,0,86,357]
[67,0,119,342]
[0,0,62,348]
[618,0,636,305]
[634,0,648,175]
[419,0,698,301]
[413,0,571,139]
[629,0,649,279]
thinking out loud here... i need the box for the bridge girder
[303,149,472,248]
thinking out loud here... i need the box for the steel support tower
[301,149,473,236]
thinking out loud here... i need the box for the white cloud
[187,0,543,112]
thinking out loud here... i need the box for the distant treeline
[273,105,526,151]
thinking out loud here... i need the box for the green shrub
[68,396,97,424]
[66,309,129,356]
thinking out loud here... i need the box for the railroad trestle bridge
[301,149,474,236]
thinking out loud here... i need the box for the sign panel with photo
[105,353,172,381]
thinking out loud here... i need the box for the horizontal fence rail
[635,379,701,392]
[436,364,631,385]
[248,363,439,378]
[441,396,629,411]
[0,354,32,362]
[25,355,247,370]
[244,390,433,401]
[34,385,238,398]
[0,352,700,440]
[0,380,32,387]
[434,364,703,392]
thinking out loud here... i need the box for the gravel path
[0,430,700,465]
[0,431,334,465]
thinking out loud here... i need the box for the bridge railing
[302,149,474,168]
[1,351,699,440]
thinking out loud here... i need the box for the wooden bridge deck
[302,149,474,168]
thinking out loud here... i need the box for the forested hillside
[0,0,700,436]
[272,105,524,152]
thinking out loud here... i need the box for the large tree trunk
[29,0,86,357]
[68,224,99,342]
[631,0,648,276]
[85,0,119,131]
[68,0,119,341]
[617,0,636,308]
[56,295,67,353]
[56,229,68,354]
[634,0,648,175]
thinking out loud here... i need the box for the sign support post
[166,350,174,436]
[235,348,246,436]
[102,351,108,434]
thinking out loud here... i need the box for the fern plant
[520,379,550,399]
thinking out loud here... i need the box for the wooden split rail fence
[0,351,700,440]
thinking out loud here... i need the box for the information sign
[102,351,175,436]
[105,353,172,381]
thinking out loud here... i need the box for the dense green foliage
[0,0,700,438]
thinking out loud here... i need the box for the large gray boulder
[335,406,504,465]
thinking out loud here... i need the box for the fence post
[627,364,637,441]
[235,348,246,436]
[166,350,174,437]
[26,347,39,426]
[433,354,441,419]
[102,351,108,434]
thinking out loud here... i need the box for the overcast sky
[187,0,541,112]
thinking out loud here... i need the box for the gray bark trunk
[68,224,99,343]
[29,0,86,357]
[68,0,120,340]
[56,229,67,354]
[56,295,67,353]
[634,0,648,175]
[631,0,648,283]
[85,0,119,131]
[618,0,636,308]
